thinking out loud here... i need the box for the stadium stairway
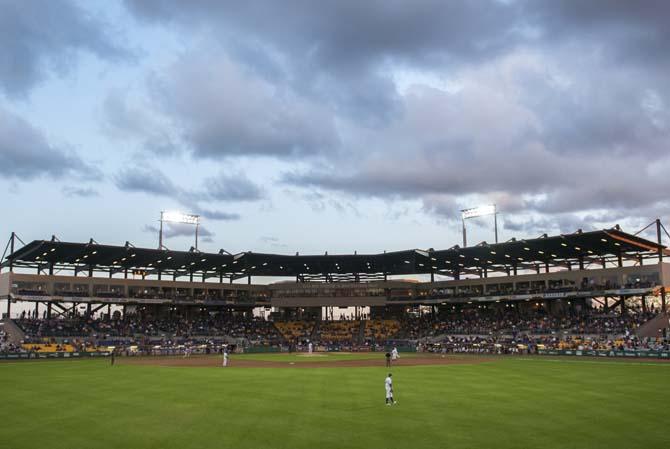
[357,321,365,345]
[2,319,26,345]
[310,321,320,342]
[636,313,670,339]
[271,322,289,345]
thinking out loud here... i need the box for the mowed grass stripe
[1,357,668,449]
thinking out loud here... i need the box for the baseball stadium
[1,221,669,449]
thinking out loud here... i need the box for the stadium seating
[21,343,76,353]
[315,321,360,343]
[364,319,400,342]
[8,305,666,355]
[274,321,315,342]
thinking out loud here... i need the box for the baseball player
[308,341,313,354]
[385,373,396,405]
[391,346,399,361]
[222,348,229,367]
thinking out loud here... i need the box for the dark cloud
[203,173,264,202]
[115,167,262,221]
[522,0,670,65]
[0,0,129,98]
[125,1,521,66]
[122,0,670,227]
[193,208,241,222]
[146,52,339,159]
[0,106,95,179]
[62,186,100,198]
[102,91,179,156]
[115,167,176,196]
[502,215,595,236]
[125,0,523,122]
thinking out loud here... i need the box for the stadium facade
[1,224,668,321]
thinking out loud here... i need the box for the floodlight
[461,204,496,220]
[162,211,200,225]
[158,211,202,250]
[460,204,498,247]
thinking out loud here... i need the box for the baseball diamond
[2,1,670,448]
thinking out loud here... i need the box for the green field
[1,355,668,449]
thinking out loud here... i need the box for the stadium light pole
[159,211,201,250]
[460,204,498,248]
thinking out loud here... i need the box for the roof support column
[656,218,665,312]
[657,218,663,263]
[662,288,666,313]
[9,232,15,273]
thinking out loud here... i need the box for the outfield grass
[1,355,668,449]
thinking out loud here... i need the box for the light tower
[460,204,498,248]
[158,211,201,250]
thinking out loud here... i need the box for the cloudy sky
[1,0,669,256]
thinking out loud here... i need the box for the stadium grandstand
[1,222,669,358]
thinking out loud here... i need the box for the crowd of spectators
[423,333,670,355]
[398,307,658,339]
[8,304,666,355]
[16,314,282,346]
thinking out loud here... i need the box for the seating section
[21,343,76,353]
[364,319,400,341]
[317,321,360,343]
[274,321,315,342]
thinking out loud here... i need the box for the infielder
[385,373,396,405]
[391,347,399,361]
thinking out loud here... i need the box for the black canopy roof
[2,228,665,279]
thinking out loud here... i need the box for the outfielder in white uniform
[391,347,399,361]
[223,349,229,367]
[385,373,396,405]
[308,342,313,354]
